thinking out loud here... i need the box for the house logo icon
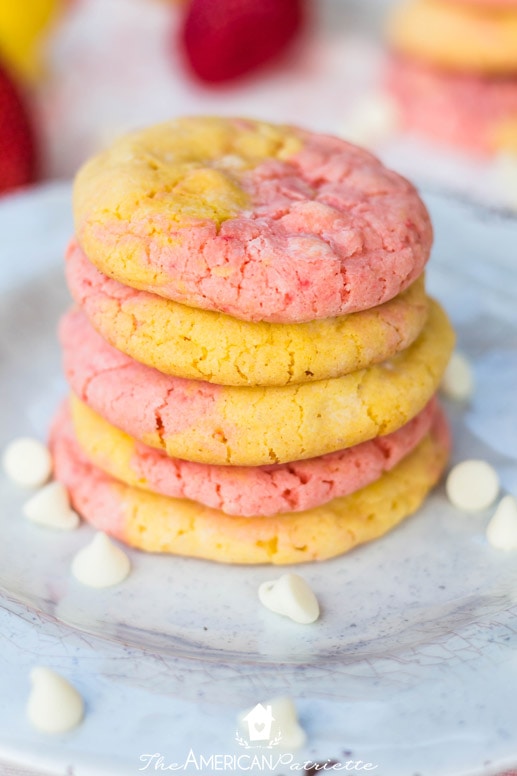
[236,703,282,748]
[243,703,275,742]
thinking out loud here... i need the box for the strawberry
[0,61,37,194]
[180,0,305,84]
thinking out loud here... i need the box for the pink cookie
[386,56,517,155]
[73,117,432,323]
[70,395,438,517]
[60,304,453,466]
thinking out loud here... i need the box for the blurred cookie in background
[385,56,517,156]
[385,0,517,155]
[388,0,517,74]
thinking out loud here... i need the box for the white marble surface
[0,183,517,775]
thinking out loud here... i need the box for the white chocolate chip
[269,697,306,750]
[339,94,399,148]
[71,532,131,588]
[3,437,52,488]
[238,696,306,751]
[440,352,474,401]
[486,495,517,550]
[446,460,499,512]
[493,152,517,210]
[27,667,84,734]
[258,573,320,624]
[23,482,80,530]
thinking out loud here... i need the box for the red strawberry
[0,61,37,194]
[181,0,305,84]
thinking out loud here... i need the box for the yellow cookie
[388,0,517,74]
[62,300,454,466]
[66,239,430,387]
[51,403,450,565]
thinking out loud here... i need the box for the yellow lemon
[0,0,64,81]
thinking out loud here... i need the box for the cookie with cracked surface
[50,403,450,565]
[60,302,454,466]
[386,56,517,156]
[72,116,432,324]
[66,239,430,387]
[69,395,438,517]
[388,0,517,74]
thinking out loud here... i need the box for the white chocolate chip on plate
[493,151,517,210]
[71,532,131,588]
[486,495,517,550]
[27,667,84,734]
[258,573,320,624]
[440,351,474,401]
[23,481,80,530]
[2,437,52,488]
[446,460,499,512]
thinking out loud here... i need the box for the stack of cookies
[386,0,517,155]
[51,117,454,565]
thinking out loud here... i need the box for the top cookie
[73,117,432,323]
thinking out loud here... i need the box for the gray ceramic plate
[0,183,516,776]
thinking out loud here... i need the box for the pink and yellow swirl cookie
[73,117,432,323]
[386,57,517,155]
[60,304,454,466]
[388,0,517,74]
[69,396,438,517]
[51,404,450,565]
[66,239,430,387]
